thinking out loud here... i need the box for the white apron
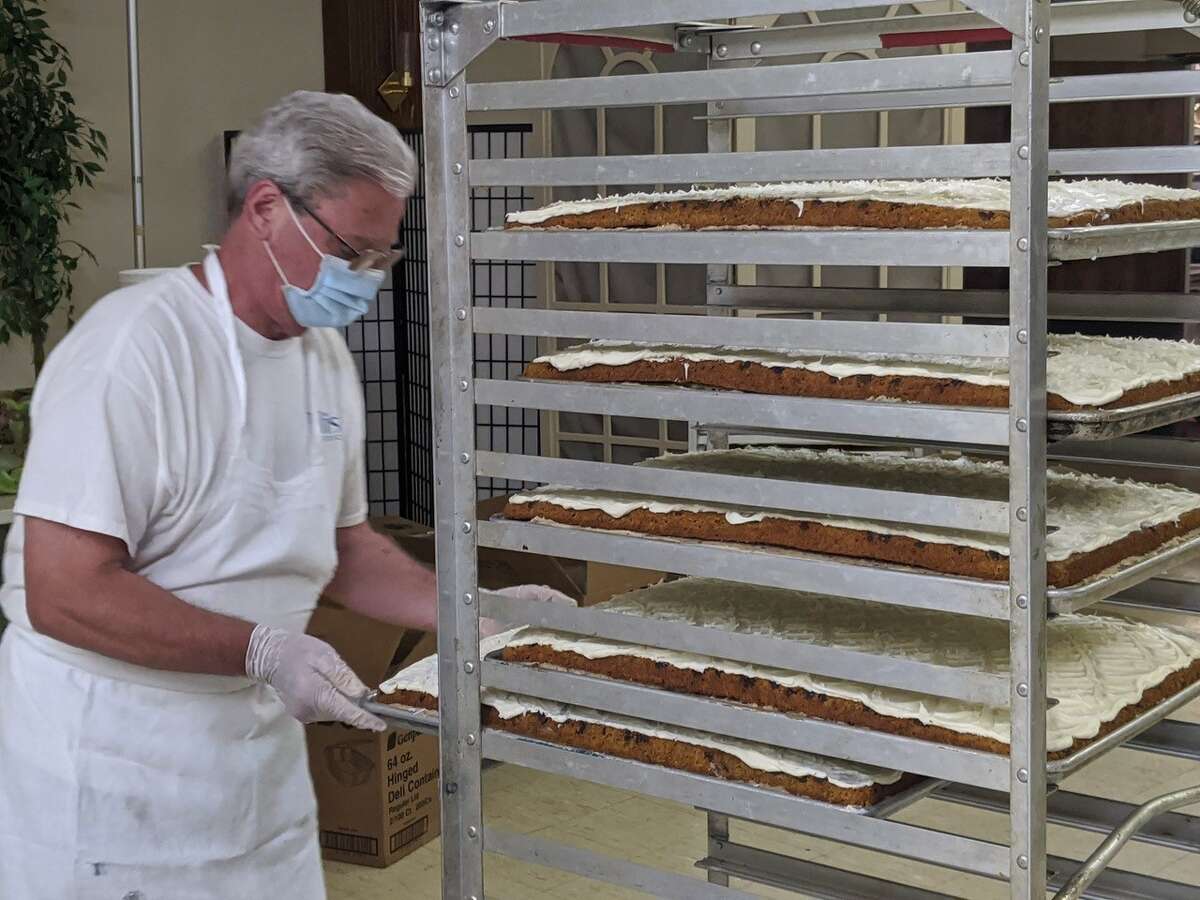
[0,252,341,900]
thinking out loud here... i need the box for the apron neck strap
[203,250,248,433]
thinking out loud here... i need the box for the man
[0,91,563,899]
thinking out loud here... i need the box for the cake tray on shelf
[1046,677,1200,781]
[1047,391,1200,442]
[484,517,1200,617]
[1048,220,1200,262]
[363,695,944,819]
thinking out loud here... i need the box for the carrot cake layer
[495,577,1200,759]
[526,334,1200,411]
[377,632,911,808]
[503,448,1200,588]
[505,178,1200,230]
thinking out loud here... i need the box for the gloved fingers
[479,616,506,638]
[316,682,388,732]
[311,648,371,700]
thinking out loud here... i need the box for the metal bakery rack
[401,1,1200,897]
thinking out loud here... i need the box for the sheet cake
[503,448,1200,588]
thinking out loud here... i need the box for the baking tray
[1047,677,1200,782]
[363,695,441,735]
[1048,220,1200,262]
[1048,391,1200,442]
[368,694,944,817]
[1048,530,1200,614]
[498,515,1200,617]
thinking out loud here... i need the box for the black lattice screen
[470,124,538,500]
[345,124,535,525]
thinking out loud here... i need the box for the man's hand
[481,584,577,637]
[245,624,386,731]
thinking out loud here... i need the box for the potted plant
[0,0,108,496]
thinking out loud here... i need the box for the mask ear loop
[285,197,326,258]
[262,196,324,291]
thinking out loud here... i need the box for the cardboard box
[306,511,583,868]
[306,602,441,868]
[585,561,666,606]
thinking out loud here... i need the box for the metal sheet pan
[1048,530,1200,614]
[1048,391,1200,442]
[363,696,440,735]
[1047,678,1200,781]
[364,696,942,817]
[1048,220,1200,262]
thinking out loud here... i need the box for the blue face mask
[263,200,385,329]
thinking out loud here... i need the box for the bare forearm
[29,563,253,676]
[325,524,438,631]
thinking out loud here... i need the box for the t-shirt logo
[318,412,343,441]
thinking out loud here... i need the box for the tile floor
[325,608,1200,899]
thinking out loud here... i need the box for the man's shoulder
[42,269,215,391]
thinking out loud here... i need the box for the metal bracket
[421,0,502,87]
[961,0,1025,34]
[675,26,714,53]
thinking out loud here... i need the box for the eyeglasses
[293,197,406,273]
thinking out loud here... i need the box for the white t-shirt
[0,266,368,687]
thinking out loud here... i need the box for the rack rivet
[1017,683,1029,697]
[714,287,724,296]
[1187,9,1199,23]
[1016,417,1028,433]
[681,34,694,47]
[1017,145,1029,160]
[460,451,471,463]
[1016,594,1028,609]
[450,22,460,35]
[1018,50,1030,66]
[453,162,463,174]
[1017,237,1029,251]
[484,18,495,33]
[455,308,467,320]
[1016,506,1028,522]
[1035,26,1046,42]
[750,41,763,56]
[464,592,473,606]
[462,521,473,534]
[716,44,729,58]
[449,86,460,99]
[464,661,475,674]
[1017,328,1028,344]
[1017,855,1029,870]
[468,825,479,839]
[1017,768,1029,783]
[427,68,441,82]
[458,379,469,391]
[466,733,477,745]
[446,782,458,795]
[434,12,444,25]
[427,35,440,50]
[455,234,466,247]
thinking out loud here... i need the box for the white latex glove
[245,624,386,731]
[480,584,577,637]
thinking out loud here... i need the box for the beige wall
[0,0,324,389]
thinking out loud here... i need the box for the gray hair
[227,90,417,214]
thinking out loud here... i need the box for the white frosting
[533,334,1200,408]
[504,577,1200,752]
[506,178,1200,226]
[508,448,1200,563]
[377,629,900,791]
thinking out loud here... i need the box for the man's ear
[242,180,286,240]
